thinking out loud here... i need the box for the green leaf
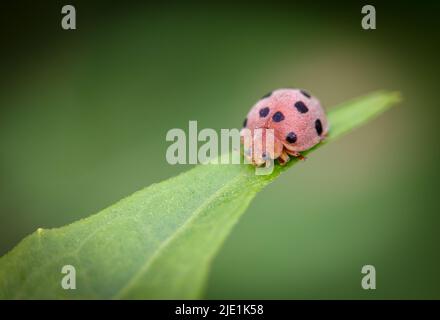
[0,91,401,299]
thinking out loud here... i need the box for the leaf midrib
[112,170,247,299]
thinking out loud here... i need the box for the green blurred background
[1,1,439,298]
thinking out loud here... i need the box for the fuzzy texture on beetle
[241,88,329,166]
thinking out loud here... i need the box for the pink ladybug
[241,88,329,166]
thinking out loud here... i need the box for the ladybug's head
[242,127,283,166]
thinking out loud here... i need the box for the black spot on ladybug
[261,91,272,99]
[294,101,309,113]
[272,111,285,122]
[286,132,297,143]
[259,107,270,118]
[315,119,323,136]
[243,118,247,128]
[300,90,311,98]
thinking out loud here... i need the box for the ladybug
[241,88,329,166]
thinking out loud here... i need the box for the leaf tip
[388,91,403,105]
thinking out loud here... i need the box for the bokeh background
[1,0,439,299]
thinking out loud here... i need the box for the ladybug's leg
[278,150,290,165]
[285,149,306,161]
